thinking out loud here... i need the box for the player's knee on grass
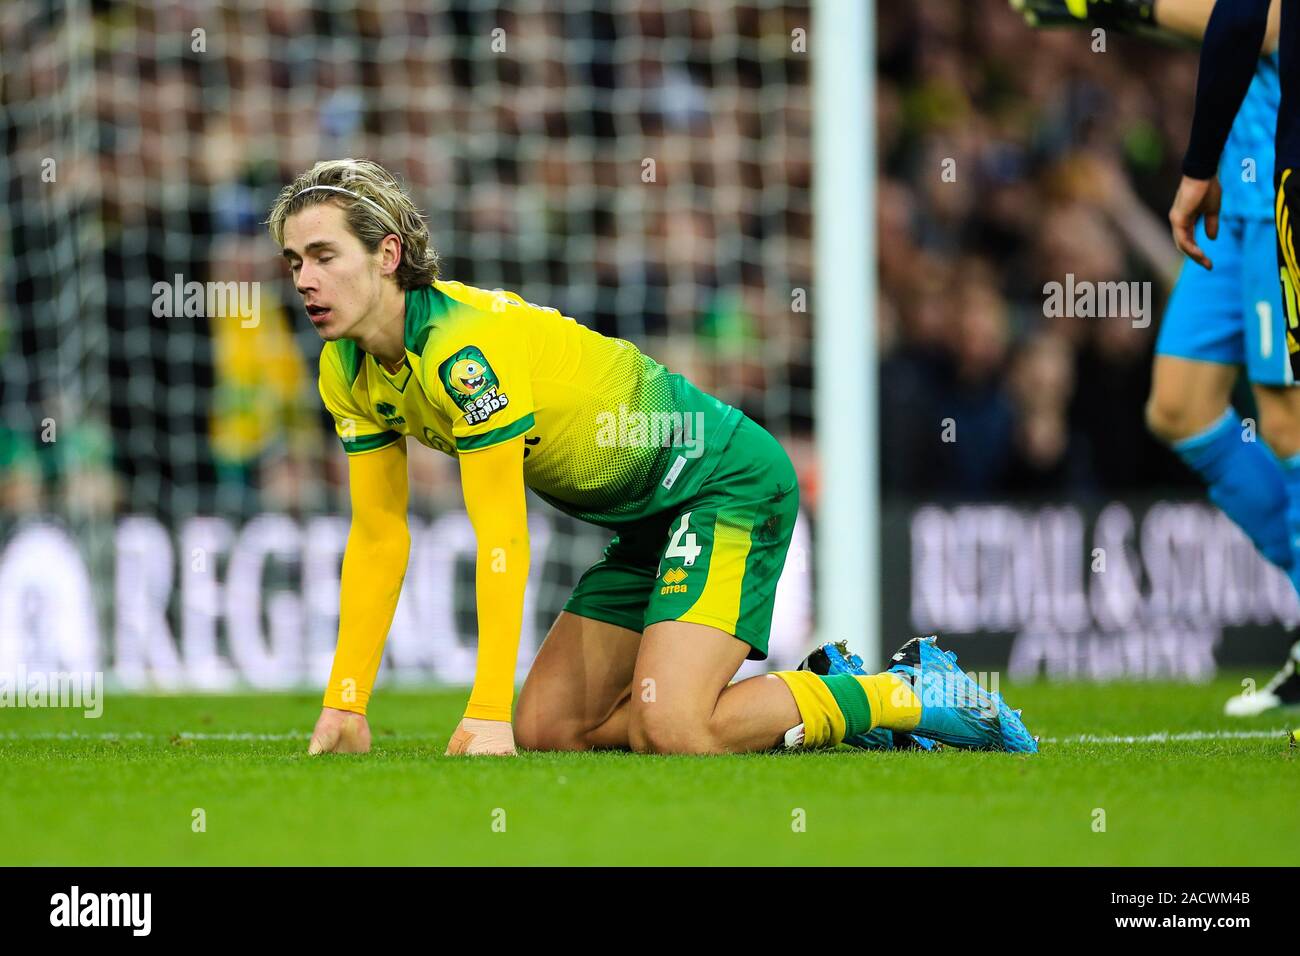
[627,700,719,755]
[514,716,589,752]
[513,696,591,752]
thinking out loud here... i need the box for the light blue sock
[1171,409,1291,570]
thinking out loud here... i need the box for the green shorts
[563,415,799,659]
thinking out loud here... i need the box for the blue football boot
[796,641,939,751]
[886,636,1037,753]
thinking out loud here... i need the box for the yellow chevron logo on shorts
[660,567,689,594]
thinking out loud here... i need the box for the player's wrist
[446,716,517,756]
[463,703,513,723]
[1180,157,1218,182]
[322,691,368,716]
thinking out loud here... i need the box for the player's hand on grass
[307,707,371,755]
[445,717,517,756]
[1169,174,1221,270]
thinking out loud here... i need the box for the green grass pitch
[1,674,1296,865]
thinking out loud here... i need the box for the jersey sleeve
[1183,0,1272,179]
[416,309,536,454]
[318,345,402,455]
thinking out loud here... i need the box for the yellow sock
[856,673,921,731]
[772,671,847,748]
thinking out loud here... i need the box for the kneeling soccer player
[270,159,1037,757]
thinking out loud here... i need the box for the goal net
[0,0,817,690]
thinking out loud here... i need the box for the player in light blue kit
[1013,0,1300,716]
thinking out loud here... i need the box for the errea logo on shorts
[50,886,151,936]
[660,567,689,595]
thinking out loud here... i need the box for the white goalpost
[812,0,877,665]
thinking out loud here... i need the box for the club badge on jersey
[438,345,510,425]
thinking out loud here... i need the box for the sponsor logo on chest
[438,345,510,425]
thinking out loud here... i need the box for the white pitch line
[0,729,1293,745]
[1040,729,1291,745]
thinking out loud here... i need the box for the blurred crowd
[878,1,1201,500]
[1,0,1208,523]
[3,0,814,519]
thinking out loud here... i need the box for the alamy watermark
[0,668,103,718]
[152,274,260,326]
[50,886,150,936]
[595,405,707,459]
[1043,274,1151,329]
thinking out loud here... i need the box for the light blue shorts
[1156,217,1293,385]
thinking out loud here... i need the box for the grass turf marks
[1,676,1295,865]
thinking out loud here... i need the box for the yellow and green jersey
[318,279,741,526]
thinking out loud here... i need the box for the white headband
[293,184,401,234]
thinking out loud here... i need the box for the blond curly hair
[266,159,439,290]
